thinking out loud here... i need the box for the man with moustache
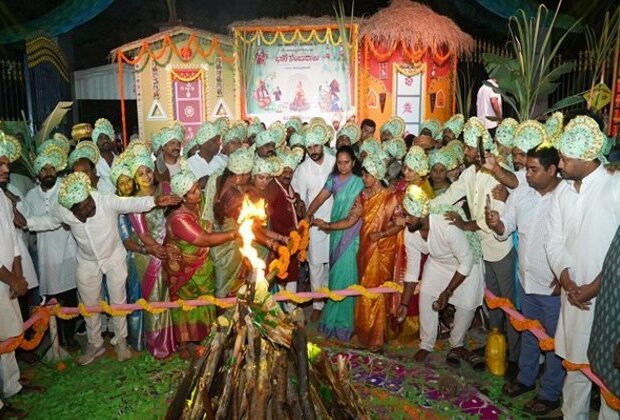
[25,172,182,366]
[92,118,117,193]
[544,115,620,419]
[266,150,305,312]
[23,148,79,350]
[432,116,520,378]
[154,123,185,186]
[486,145,566,416]
[68,141,115,193]
[186,122,225,187]
[292,124,335,322]
[255,129,277,158]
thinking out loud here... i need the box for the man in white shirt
[24,151,79,349]
[397,185,484,367]
[154,123,185,185]
[186,122,226,186]
[93,118,117,194]
[432,117,519,374]
[487,146,566,415]
[292,124,335,322]
[26,172,182,366]
[0,132,44,417]
[544,115,620,419]
[476,79,502,134]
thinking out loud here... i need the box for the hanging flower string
[484,289,620,410]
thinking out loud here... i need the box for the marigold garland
[484,296,515,311]
[54,304,79,320]
[20,308,50,351]
[289,230,301,255]
[539,338,555,352]
[509,318,543,332]
[175,299,196,312]
[348,284,380,299]
[136,298,167,314]
[275,289,312,304]
[78,303,95,318]
[99,300,132,317]
[198,295,235,309]
[2,334,23,353]
[381,281,404,294]
[317,287,346,302]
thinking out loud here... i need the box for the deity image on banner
[289,79,310,112]
[254,79,272,109]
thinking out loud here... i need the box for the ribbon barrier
[484,289,620,410]
[0,282,403,355]
[3,283,618,410]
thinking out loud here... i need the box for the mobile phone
[477,136,486,164]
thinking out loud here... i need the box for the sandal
[467,351,486,372]
[502,380,535,397]
[446,347,469,368]
[524,396,560,415]
[414,349,430,362]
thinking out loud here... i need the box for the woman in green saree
[308,146,364,341]
[164,171,238,359]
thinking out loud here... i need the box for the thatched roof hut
[360,0,474,57]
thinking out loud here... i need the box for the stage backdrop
[234,24,358,125]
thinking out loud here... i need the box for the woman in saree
[111,162,145,352]
[128,154,177,359]
[309,146,364,341]
[165,171,238,359]
[428,148,455,196]
[355,156,400,351]
[204,148,286,298]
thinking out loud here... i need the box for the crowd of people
[0,107,619,418]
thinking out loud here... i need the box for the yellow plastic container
[485,328,507,376]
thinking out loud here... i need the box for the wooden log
[271,349,290,420]
[239,315,259,418]
[186,330,226,419]
[252,338,273,420]
[285,358,303,418]
[215,325,247,419]
[291,323,316,420]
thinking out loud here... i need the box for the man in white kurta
[24,155,79,348]
[26,172,181,366]
[544,116,620,419]
[431,119,518,365]
[292,132,335,319]
[403,213,484,355]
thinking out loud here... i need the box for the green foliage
[456,62,474,118]
[483,3,584,120]
[584,5,620,109]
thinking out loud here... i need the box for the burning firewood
[166,197,368,419]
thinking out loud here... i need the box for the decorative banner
[245,41,354,124]
[393,63,426,135]
[171,68,204,140]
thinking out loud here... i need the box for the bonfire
[166,196,368,419]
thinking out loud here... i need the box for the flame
[237,195,268,292]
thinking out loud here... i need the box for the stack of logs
[166,285,368,420]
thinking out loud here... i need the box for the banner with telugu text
[245,41,354,124]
